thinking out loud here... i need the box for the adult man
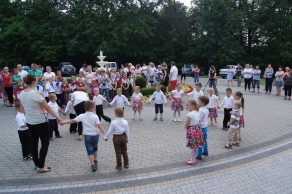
[252,66,261,93]
[28,63,43,85]
[235,63,242,86]
[43,66,56,82]
[17,64,28,81]
[79,64,87,74]
[169,61,178,90]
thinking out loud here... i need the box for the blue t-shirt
[11,75,22,88]
[252,69,261,80]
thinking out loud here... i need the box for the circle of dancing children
[207,88,219,126]
[170,83,184,122]
[130,86,147,121]
[147,84,167,121]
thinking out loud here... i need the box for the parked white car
[219,65,237,79]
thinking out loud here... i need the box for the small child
[185,100,204,165]
[61,78,70,107]
[60,100,106,172]
[15,80,25,102]
[147,84,167,121]
[103,107,130,171]
[225,102,242,149]
[91,78,99,98]
[196,96,209,160]
[46,77,55,94]
[207,88,219,126]
[64,93,77,134]
[170,83,184,122]
[76,78,85,91]
[48,93,66,140]
[130,86,147,121]
[187,82,204,103]
[218,88,233,130]
[233,91,244,141]
[122,73,129,99]
[15,101,32,160]
[93,88,111,123]
[110,88,131,116]
[56,70,63,82]
[116,71,123,89]
[70,75,77,91]
[110,73,117,101]
[55,77,63,106]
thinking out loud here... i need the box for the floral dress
[186,125,204,149]
[132,92,143,112]
[171,90,184,112]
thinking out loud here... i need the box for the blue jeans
[198,127,208,156]
[100,88,110,102]
[194,74,199,83]
[84,135,99,156]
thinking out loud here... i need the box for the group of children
[14,76,245,171]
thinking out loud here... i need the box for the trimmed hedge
[141,86,169,96]
[135,77,147,89]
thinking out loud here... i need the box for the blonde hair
[187,99,197,110]
[49,93,56,100]
[117,88,122,92]
[207,88,214,93]
[134,86,140,92]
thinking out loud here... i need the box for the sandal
[225,144,232,149]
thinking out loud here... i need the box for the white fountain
[95,50,108,70]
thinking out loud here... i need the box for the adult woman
[208,66,219,97]
[98,69,111,102]
[135,64,142,78]
[10,68,21,101]
[148,62,156,86]
[19,75,61,173]
[43,66,56,83]
[162,62,169,94]
[0,69,7,106]
[275,66,284,96]
[243,64,253,92]
[72,89,89,140]
[227,65,234,86]
[181,64,187,84]
[264,64,274,94]
[2,67,14,106]
[283,69,292,100]
[194,65,200,83]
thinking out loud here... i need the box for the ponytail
[23,75,36,85]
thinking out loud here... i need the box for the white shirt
[171,90,184,98]
[186,111,200,126]
[35,85,46,96]
[208,95,218,108]
[46,82,55,93]
[123,68,129,73]
[233,99,243,116]
[15,112,28,131]
[93,94,106,105]
[170,66,178,81]
[43,72,56,80]
[19,90,46,125]
[54,82,62,94]
[74,112,101,135]
[18,70,28,81]
[132,92,143,100]
[199,106,209,128]
[72,91,89,106]
[47,101,60,120]
[79,68,86,73]
[188,90,203,102]
[220,96,234,109]
[243,68,253,79]
[103,118,130,140]
[110,95,130,107]
[148,91,166,104]
[135,68,142,76]
[65,101,76,114]
[85,72,95,84]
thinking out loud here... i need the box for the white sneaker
[178,119,181,122]
[173,119,177,122]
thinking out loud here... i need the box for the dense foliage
[0,0,291,70]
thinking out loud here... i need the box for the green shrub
[141,86,169,96]
[135,77,147,89]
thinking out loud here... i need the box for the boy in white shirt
[46,77,55,94]
[48,93,66,140]
[54,77,63,106]
[218,88,233,130]
[187,82,204,102]
[60,100,106,172]
[15,101,32,160]
[65,93,77,134]
[196,96,209,160]
[147,84,167,121]
[110,88,131,117]
[103,107,130,171]
[93,88,111,123]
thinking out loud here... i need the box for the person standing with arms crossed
[169,61,178,91]
[181,64,187,85]
[235,63,242,87]
[28,63,43,85]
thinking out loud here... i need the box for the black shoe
[116,166,122,171]
[202,153,209,156]
[222,127,226,130]
[91,164,97,172]
[94,160,98,166]
[196,156,202,160]
[124,165,129,169]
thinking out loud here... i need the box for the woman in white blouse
[243,64,253,92]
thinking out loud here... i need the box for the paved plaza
[0,77,291,194]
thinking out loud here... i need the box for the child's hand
[147,102,150,105]
[63,113,66,116]
[164,102,167,105]
[129,105,132,107]
[227,122,230,127]
[217,106,220,109]
[171,99,174,102]
[181,100,184,103]
[104,139,108,141]
[229,111,232,114]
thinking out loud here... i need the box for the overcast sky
[178,0,192,7]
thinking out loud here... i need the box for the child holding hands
[131,86,147,121]
[170,83,184,122]
[147,84,167,121]
[93,88,111,123]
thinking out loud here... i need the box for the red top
[15,87,25,101]
[76,83,85,90]
[194,68,200,75]
[61,83,70,91]
[70,80,77,87]
[2,73,12,88]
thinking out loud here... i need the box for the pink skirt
[208,108,218,118]
[171,98,183,112]
[132,99,143,111]
[186,125,204,149]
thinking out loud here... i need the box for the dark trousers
[96,105,111,123]
[113,133,129,167]
[56,94,61,106]
[244,78,251,90]
[18,130,31,157]
[285,85,292,96]
[74,101,86,135]
[69,114,77,133]
[265,78,273,93]
[27,122,50,168]
[209,79,219,96]
[4,87,13,104]
[49,119,60,138]
[223,108,232,128]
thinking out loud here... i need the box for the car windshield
[186,64,193,68]
[63,65,73,68]
[223,65,233,69]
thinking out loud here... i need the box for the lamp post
[203,29,210,71]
